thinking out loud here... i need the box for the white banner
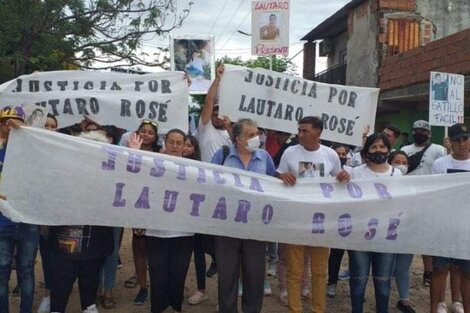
[218,66,379,146]
[0,70,189,133]
[252,1,290,56]
[429,71,465,126]
[1,127,470,259]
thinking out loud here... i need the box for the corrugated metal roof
[301,0,368,41]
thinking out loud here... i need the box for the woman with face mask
[388,151,416,313]
[348,133,402,313]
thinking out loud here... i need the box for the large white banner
[429,71,465,127]
[0,70,189,133]
[218,66,379,146]
[252,1,290,56]
[1,127,470,259]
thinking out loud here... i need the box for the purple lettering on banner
[213,171,226,185]
[374,183,392,199]
[163,190,179,213]
[347,182,363,198]
[175,163,188,180]
[189,193,206,217]
[127,153,142,173]
[102,147,120,171]
[234,200,251,223]
[312,213,325,234]
[364,218,378,240]
[249,178,264,192]
[232,174,244,188]
[150,158,165,177]
[134,186,150,209]
[386,213,402,240]
[113,183,126,207]
[320,183,334,198]
[338,214,352,237]
[197,168,206,183]
[212,197,227,220]
[262,205,273,225]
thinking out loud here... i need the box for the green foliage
[0,0,193,83]
[219,55,296,73]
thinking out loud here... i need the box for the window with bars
[387,19,420,55]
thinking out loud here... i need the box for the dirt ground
[8,230,446,312]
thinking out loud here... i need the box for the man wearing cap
[0,106,40,313]
[401,120,446,287]
[430,123,470,313]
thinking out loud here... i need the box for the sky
[138,0,351,76]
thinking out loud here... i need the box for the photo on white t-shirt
[298,161,325,178]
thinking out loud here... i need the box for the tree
[0,0,193,82]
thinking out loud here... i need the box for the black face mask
[339,157,348,167]
[366,152,388,164]
[413,132,429,145]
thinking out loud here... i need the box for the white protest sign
[0,70,189,133]
[2,127,470,259]
[218,66,379,146]
[252,1,290,56]
[429,71,465,126]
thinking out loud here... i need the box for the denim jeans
[99,227,122,291]
[349,250,395,313]
[394,254,414,300]
[0,224,39,313]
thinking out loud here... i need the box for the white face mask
[393,164,408,175]
[246,136,260,152]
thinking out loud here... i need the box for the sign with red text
[252,0,289,56]
[218,66,379,146]
[2,127,470,259]
[0,70,189,133]
[429,71,465,127]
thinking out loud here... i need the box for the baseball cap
[0,106,26,121]
[412,120,430,131]
[448,123,470,141]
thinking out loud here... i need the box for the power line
[209,0,230,34]
[215,0,244,46]
[219,8,251,50]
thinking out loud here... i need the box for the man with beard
[401,120,446,288]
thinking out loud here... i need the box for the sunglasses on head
[142,119,158,127]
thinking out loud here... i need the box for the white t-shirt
[277,144,341,178]
[401,143,446,175]
[197,121,232,162]
[432,155,470,174]
[349,163,402,179]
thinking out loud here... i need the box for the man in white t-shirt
[197,64,232,163]
[430,123,470,313]
[277,116,350,313]
[400,119,446,287]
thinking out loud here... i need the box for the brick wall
[303,42,316,80]
[379,0,415,11]
[378,28,470,90]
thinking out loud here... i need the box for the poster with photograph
[23,104,48,128]
[170,35,215,94]
[429,71,465,127]
[252,1,290,56]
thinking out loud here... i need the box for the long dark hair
[137,120,161,152]
[184,135,201,161]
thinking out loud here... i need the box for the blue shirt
[0,145,15,227]
[211,145,276,176]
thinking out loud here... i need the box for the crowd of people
[0,63,468,313]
